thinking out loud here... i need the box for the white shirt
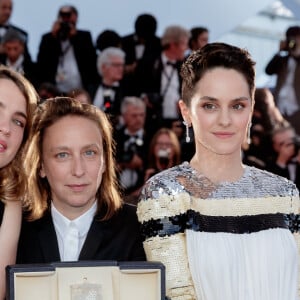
[0,22,9,40]
[56,40,83,93]
[277,57,299,116]
[161,53,180,119]
[51,201,97,261]
[6,54,25,75]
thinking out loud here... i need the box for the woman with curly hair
[0,66,38,298]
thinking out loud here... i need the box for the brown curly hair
[0,66,38,204]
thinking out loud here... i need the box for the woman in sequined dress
[0,66,38,299]
[137,43,300,300]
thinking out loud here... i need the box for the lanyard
[162,65,176,97]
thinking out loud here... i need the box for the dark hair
[188,27,208,48]
[23,97,122,220]
[96,30,121,52]
[181,42,256,106]
[58,5,78,17]
[134,13,157,39]
[286,26,300,38]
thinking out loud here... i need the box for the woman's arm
[137,180,196,300]
[0,200,22,299]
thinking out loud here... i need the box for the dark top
[17,203,146,264]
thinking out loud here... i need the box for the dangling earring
[183,120,191,143]
[247,122,252,144]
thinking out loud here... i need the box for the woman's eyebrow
[0,101,27,119]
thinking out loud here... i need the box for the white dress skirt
[187,228,298,300]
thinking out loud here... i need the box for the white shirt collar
[51,200,97,238]
[124,128,144,138]
[162,53,176,66]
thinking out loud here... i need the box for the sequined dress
[137,162,300,300]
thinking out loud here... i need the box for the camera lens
[157,149,170,169]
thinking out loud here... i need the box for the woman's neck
[190,150,244,184]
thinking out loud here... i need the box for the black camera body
[121,137,144,163]
[58,10,73,40]
[157,149,170,169]
[58,21,72,40]
[121,142,136,163]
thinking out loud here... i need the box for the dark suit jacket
[121,34,161,96]
[121,34,161,66]
[0,55,38,88]
[17,203,146,264]
[36,30,98,92]
[143,55,182,96]
[265,54,300,108]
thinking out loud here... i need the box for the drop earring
[183,120,191,143]
[247,122,252,144]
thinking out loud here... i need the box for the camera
[121,145,135,163]
[121,138,143,163]
[58,21,72,40]
[157,149,170,169]
[58,10,72,40]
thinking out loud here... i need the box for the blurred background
[11,0,300,87]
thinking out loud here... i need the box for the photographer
[266,123,300,190]
[143,128,181,182]
[36,5,98,94]
[265,26,300,132]
[114,97,150,200]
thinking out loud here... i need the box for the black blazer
[0,55,38,88]
[265,54,300,108]
[36,29,99,91]
[121,34,161,96]
[142,56,182,96]
[121,34,161,66]
[17,203,146,264]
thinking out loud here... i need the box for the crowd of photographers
[1,1,300,198]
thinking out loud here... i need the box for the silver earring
[247,122,252,144]
[183,120,191,143]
